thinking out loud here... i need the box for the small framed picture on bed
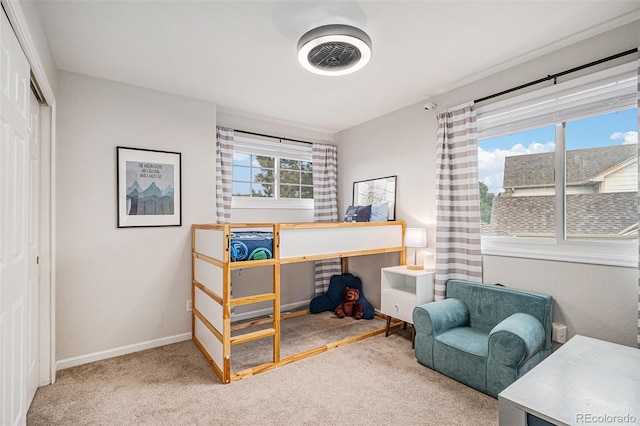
[116,146,182,228]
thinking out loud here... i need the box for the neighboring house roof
[486,192,637,237]
[503,144,637,189]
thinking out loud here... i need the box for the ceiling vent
[297,24,372,76]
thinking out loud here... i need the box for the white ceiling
[35,1,640,133]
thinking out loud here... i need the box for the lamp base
[406,264,423,270]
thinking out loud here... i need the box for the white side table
[499,335,640,425]
[380,265,434,347]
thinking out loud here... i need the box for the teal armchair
[413,280,553,398]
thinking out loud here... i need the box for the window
[231,135,313,209]
[477,62,637,266]
[279,158,313,199]
[232,153,275,197]
[565,111,637,241]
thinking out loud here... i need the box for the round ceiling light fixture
[297,24,372,76]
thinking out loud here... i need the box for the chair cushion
[436,327,489,358]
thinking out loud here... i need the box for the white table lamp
[405,228,427,270]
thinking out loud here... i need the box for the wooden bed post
[341,257,349,273]
[222,224,232,384]
[191,227,196,340]
[272,224,281,363]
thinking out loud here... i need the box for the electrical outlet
[552,322,567,343]
[186,300,192,312]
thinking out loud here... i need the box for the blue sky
[479,108,638,194]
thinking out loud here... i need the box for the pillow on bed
[344,205,371,222]
[370,202,389,222]
[309,273,375,320]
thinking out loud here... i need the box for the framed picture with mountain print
[116,146,182,228]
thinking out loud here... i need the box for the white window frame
[231,135,314,210]
[477,62,638,268]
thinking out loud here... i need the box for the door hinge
[36,256,39,265]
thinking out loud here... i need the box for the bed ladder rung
[231,328,276,345]
[231,293,276,306]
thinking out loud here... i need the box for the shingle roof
[503,144,637,188]
[485,192,636,237]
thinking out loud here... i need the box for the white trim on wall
[56,333,193,371]
[481,237,637,268]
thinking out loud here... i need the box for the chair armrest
[413,298,469,337]
[488,313,545,366]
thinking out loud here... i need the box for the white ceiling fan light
[297,24,372,76]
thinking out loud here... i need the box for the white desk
[498,335,640,426]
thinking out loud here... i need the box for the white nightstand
[380,265,434,346]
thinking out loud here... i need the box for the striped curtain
[434,102,483,300]
[216,126,234,223]
[312,143,342,295]
[636,53,639,349]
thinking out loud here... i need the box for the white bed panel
[194,257,223,297]
[194,316,223,372]
[279,224,403,259]
[195,228,224,261]
[194,286,223,332]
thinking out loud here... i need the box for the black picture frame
[352,175,397,220]
[116,146,182,228]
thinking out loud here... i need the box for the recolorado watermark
[576,413,637,424]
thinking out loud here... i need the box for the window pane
[254,155,274,169]
[300,161,312,172]
[233,152,251,166]
[478,126,556,237]
[252,168,274,184]
[232,166,251,182]
[301,171,312,185]
[280,158,300,170]
[233,182,251,196]
[251,183,274,197]
[565,108,637,240]
[280,170,300,184]
[301,186,313,199]
[280,184,300,198]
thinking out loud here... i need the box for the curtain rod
[474,48,638,104]
[233,128,314,145]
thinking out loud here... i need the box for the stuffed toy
[335,287,364,319]
[309,273,375,320]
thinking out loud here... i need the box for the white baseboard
[56,332,193,371]
[56,300,311,371]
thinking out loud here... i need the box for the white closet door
[26,89,40,408]
[1,9,32,426]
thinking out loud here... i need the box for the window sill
[232,197,313,210]
[481,237,636,268]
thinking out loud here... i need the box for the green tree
[479,181,494,224]
[252,155,274,197]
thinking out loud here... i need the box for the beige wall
[56,71,217,362]
[336,20,640,347]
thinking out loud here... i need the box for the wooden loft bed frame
[191,221,407,384]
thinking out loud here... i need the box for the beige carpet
[28,315,497,426]
[230,311,387,372]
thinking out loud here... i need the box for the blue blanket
[230,232,273,261]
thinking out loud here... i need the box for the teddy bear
[334,287,364,320]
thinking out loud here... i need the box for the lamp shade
[404,228,428,248]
